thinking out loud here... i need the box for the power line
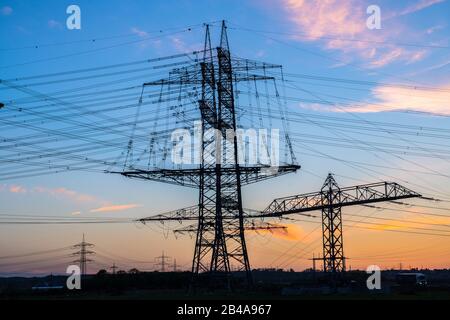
[154,251,171,272]
[227,21,446,88]
[0,246,72,260]
[228,24,450,50]
[0,28,198,69]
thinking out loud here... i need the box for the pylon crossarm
[256,181,421,218]
[338,182,421,206]
[113,165,300,188]
[72,243,94,248]
[138,205,200,222]
[116,168,201,188]
[173,220,286,235]
[71,251,95,255]
[142,58,277,87]
[230,57,281,72]
[138,206,278,223]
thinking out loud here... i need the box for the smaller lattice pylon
[71,234,95,276]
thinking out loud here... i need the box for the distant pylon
[173,259,177,272]
[72,234,94,275]
[110,262,118,275]
[155,251,171,272]
[309,253,323,272]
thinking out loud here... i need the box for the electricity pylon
[72,234,94,276]
[155,251,171,272]
[253,173,421,272]
[113,21,299,288]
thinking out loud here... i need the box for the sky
[0,0,449,275]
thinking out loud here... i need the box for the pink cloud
[90,204,141,213]
[406,50,428,64]
[363,84,450,114]
[33,186,98,203]
[9,185,27,193]
[310,83,450,115]
[370,48,405,68]
[283,0,430,67]
[285,0,366,40]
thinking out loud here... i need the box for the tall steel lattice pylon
[320,173,345,273]
[114,21,300,288]
[193,23,250,286]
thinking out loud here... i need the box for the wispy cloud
[360,207,450,232]
[1,184,102,204]
[33,186,99,203]
[9,185,27,193]
[307,82,450,115]
[426,24,445,34]
[285,0,365,40]
[283,0,430,68]
[169,36,202,53]
[170,36,188,52]
[0,184,142,214]
[409,58,450,76]
[0,184,27,193]
[369,48,428,68]
[130,27,148,37]
[398,0,445,16]
[48,19,62,29]
[1,6,12,16]
[90,204,141,213]
[361,84,450,114]
[130,26,163,50]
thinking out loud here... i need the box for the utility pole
[155,251,171,272]
[173,259,177,272]
[72,234,94,276]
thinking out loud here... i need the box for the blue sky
[0,0,449,274]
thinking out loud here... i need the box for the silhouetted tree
[96,269,108,276]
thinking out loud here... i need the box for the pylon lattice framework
[72,234,94,276]
[114,21,300,287]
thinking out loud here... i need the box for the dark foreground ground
[1,269,450,300]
